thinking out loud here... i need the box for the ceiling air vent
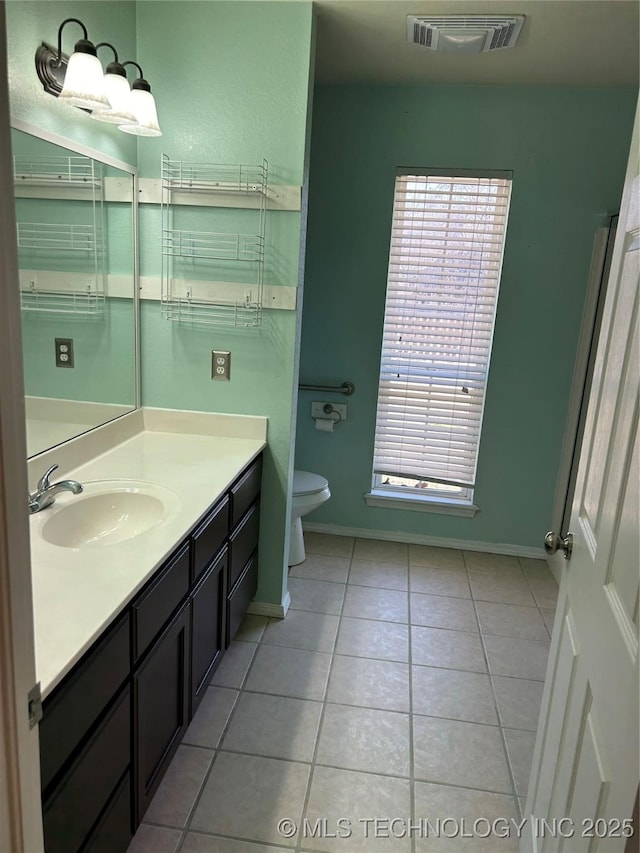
[407,15,525,54]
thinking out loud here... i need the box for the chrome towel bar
[299,381,355,396]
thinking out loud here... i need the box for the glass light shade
[59,51,110,111]
[119,88,162,137]
[91,72,137,125]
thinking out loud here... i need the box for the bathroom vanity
[28,412,266,852]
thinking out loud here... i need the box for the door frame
[0,4,44,850]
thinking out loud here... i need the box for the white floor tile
[305,532,354,558]
[410,592,478,632]
[348,558,408,590]
[336,617,409,662]
[144,745,213,828]
[475,601,549,641]
[305,766,411,852]
[263,609,339,653]
[414,782,520,852]
[244,644,331,701]
[503,728,537,795]
[184,686,238,749]
[290,553,350,584]
[190,752,309,846]
[492,676,544,731]
[483,635,550,681]
[316,703,410,776]
[412,665,498,725]
[342,585,408,623]
[353,538,408,565]
[411,625,487,672]
[410,565,471,598]
[327,655,410,712]
[413,716,512,793]
[409,544,465,571]
[221,692,322,761]
[210,641,257,689]
[288,577,346,615]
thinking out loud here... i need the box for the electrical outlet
[55,338,74,368]
[211,350,231,381]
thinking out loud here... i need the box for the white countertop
[29,410,266,698]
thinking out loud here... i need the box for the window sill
[364,489,479,518]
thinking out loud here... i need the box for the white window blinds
[373,170,512,490]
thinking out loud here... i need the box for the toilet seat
[293,470,329,497]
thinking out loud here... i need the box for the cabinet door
[133,603,190,826]
[191,547,227,715]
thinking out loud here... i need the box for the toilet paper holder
[311,401,347,430]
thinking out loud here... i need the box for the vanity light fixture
[118,62,162,137]
[90,44,138,126]
[34,21,161,137]
[35,18,110,111]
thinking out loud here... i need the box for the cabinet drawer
[229,503,260,590]
[40,614,130,794]
[133,542,190,661]
[231,456,262,527]
[43,686,130,853]
[227,554,258,644]
[83,771,132,853]
[192,494,229,584]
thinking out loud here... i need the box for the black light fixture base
[35,42,68,97]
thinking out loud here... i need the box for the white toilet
[289,470,331,566]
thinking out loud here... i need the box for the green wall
[136,1,314,607]
[6,0,137,164]
[296,84,636,548]
[22,299,136,404]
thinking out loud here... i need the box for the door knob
[544,531,573,560]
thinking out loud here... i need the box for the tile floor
[128,534,559,853]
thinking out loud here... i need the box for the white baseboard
[247,590,290,620]
[303,522,547,560]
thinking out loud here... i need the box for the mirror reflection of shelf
[13,154,103,188]
[14,152,106,317]
[20,284,105,317]
[161,156,267,328]
[17,222,103,255]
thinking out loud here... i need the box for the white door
[522,103,639,851]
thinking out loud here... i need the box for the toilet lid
[293,470,329,496]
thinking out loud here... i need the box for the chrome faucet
[28,464,83,514]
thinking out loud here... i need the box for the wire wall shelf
[161,295,262,328]
[161,158,267,194]
[13,154,103,187]
[161,155,268,328]
[162,229,263,263]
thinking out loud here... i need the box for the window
[368,169,512,514]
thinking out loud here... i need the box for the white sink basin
[40,481,180,548]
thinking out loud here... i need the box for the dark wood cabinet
[191,546,227,714]
[39,452,263,852]
[133,602,190,823]
[42,687,130,853]
[83,773,132,853]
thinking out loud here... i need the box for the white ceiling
[313,0,640,86]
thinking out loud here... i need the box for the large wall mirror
[11,124,138,457]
